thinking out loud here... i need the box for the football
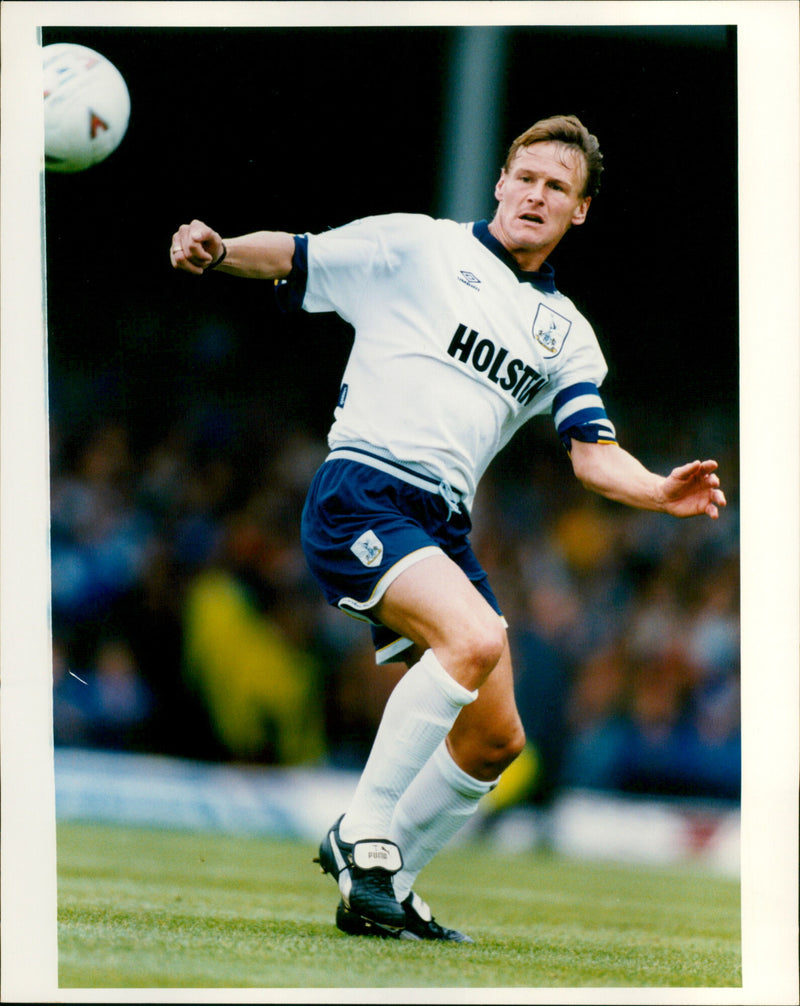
[43,43,131,173]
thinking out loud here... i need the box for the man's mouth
[520,213,544,225]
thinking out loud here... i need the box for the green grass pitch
[57,820,741,990]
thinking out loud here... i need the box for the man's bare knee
[484,722,527,776]
[449,720,526,781]
[441,619,506,691]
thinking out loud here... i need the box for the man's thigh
[375,552,508,689]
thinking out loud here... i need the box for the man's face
[490,141,591,270]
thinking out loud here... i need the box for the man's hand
[170,220,224,275]
[657,459,727,519]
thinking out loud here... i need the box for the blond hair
[504,115,603,199]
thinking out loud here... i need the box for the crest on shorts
[351,529,384,567]
[532,304,571,358]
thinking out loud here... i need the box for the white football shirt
[285,213,615,508]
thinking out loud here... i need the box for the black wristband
[207,242,227,270]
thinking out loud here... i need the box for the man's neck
[486,218,552,272]
[472,221,557,293]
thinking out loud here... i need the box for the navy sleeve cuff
[274,234,309,313]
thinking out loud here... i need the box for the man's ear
[494,170,507,202]
[571,195,591,227]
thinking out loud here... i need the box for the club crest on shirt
[351,529,384,567]
[532,304,571,357]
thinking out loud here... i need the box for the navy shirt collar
[471,219,558,293]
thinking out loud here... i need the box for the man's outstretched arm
[568,438,726,519]
[170,219,295,279]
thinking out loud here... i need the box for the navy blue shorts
[300,454,502,664]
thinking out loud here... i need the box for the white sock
[339,649,477,843]
[390,740,496,902]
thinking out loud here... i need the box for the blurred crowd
[50,399,740,805]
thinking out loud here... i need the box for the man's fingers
[189,221,212,243]
[171,220,219,272]
[672,460,701,479]
[673,458,719,481]
[185,220,218,261]
[704,488,726,519]
[170,235,205,274]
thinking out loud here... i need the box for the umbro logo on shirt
[457,270,481,290]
